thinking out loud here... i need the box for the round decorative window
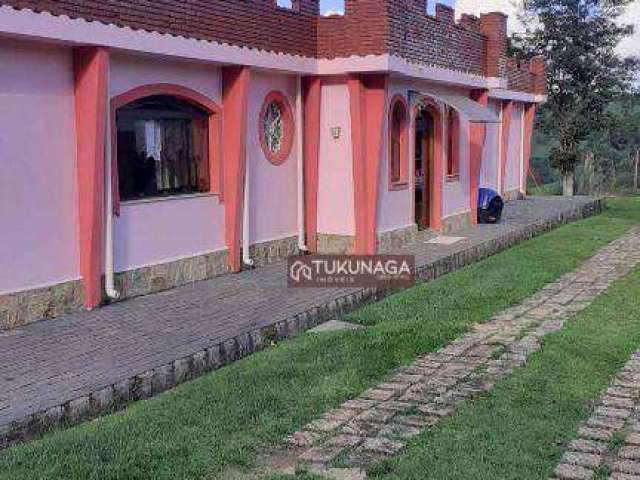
[259,91,294,165]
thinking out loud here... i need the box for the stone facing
[0,197,604,449]
[0,235,302,332]
[248,235,300,268]
[317,234,356,254]
[441,211,472,234]
[281,226,640,473]
[377,225,419,253]
[114,249,230,301]
[503,189,525,202]
[0,280,84,331]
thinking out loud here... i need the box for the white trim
[120,192,220,207]
[489,89,547,104]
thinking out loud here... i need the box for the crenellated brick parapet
[0,0,546,94]
[0,0,320,57]
[505,56,548,94]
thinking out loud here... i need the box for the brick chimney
[479,12,507,77]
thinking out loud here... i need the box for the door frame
[412,98,444,231]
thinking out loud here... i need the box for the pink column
[222,66,251,272]
[73,47,109,309]
[348,73,389,255]
[522,103,537,195]
[303,76,322,253]
[500,100,514,195]
[469,89,489,226]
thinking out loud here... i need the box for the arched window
[389,95,408,189]
[116,95,211,201]
[446,106,460,179]
[259,91,294,165]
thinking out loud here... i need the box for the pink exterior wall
[317,78,355,236]
[377,81,413,234]
[108,53,227,272]
[441,117,470,219]
[246,71,299,244]
[0,40,80,293]
[506,101,524,193]
[376,78,474,233]
[479,99,502,192]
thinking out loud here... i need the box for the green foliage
[519,0,639,177]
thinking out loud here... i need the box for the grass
[0,198,639,480]
[366,264,640,480]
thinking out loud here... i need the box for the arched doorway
[413,99,443,231]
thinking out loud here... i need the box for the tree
[519,0,638,195]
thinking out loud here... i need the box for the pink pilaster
[348,73,389,255]
[303,76,322,253]
[73,47,109,309]
[469,89,489,226]
[222,66,251,272]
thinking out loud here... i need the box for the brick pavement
[279,226,640,476]
[0,196,602,447]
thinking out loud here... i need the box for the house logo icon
[289,260,313,283]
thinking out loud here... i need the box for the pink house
[0,0,546,330]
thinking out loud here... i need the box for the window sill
[121,192,219,207]
[445,174,460,183]
[389,181,409,191]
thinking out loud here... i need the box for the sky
[319,0,640,58]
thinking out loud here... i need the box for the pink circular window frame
[259,91,294,166]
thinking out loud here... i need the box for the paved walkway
[276,227,640,477]
[0,196,601,446]
[551,348,640,480]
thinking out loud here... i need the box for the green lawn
[368,260,640,480]
[1,198,639,480]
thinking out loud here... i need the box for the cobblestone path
[551,358,640,479]
[277,228,640,477]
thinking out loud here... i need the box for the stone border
[0,198,605,449]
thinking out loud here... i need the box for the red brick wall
[505,57,547,94]
[387,1,486,76]
[2,0,545,94]
[317,0,389,59]
[0,0,319,57]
